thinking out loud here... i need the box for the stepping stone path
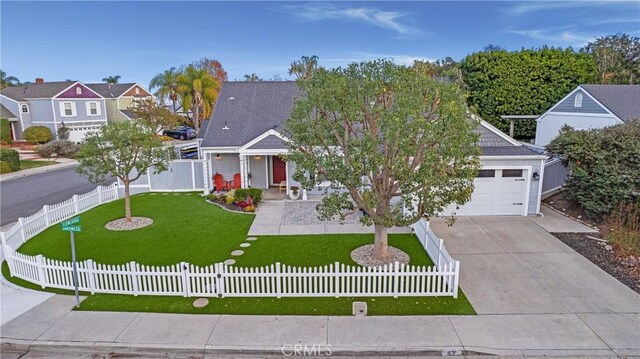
[246,237,258,241]
[224,259,236,265]
[150,193,157,195]
[231,250,244,256]
[193,298,209,308]
[240,243,250,248]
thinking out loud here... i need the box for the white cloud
[282,3,423,36]
[504,1,638,16]
[509,29,596,47]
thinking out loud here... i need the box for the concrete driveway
[429,215,640,315]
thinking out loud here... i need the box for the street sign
[61,216,80,228]
[62,225,82,232]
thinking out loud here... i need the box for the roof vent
[222,121,229,130]
[228,96,235,100]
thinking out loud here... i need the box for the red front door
[272,157,286,184]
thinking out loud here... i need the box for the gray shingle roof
[246,134,286,149]
[197,119,209,139]
[85,83,138,98]
[201,82,540,157]
[1,82,76,101]
[119,109,139,119]
[201,81,300,147]
[581,84,640,121]
[0,103,17,119]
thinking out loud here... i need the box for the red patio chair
[230,173,242,189]
[213,173,230,192]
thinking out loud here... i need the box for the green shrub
[0,148,20,171]
[23,126,52,144]
[547,120,640,220]
[0,161,12,173]
[35,140,80,158]
[234,188,263,204]
[607,201,640,256]
[57,126,70,141]
[0,118,11,145]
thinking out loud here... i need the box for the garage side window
[21,104,29,113]
[476,170,495,177]
[60,102,76,117]
[502,169,524,177]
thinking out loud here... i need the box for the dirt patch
[351,244,410,268]
[105,217,153,231]
[553,232,640,294]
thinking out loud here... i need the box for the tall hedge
[0,148,20,171]
[460,47,597,139]
[547,120,640,220]
[23,125,52,144]
[0,118,11,144]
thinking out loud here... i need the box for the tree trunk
[372,224,390,261]
[193,99,200,131]
[124,180,132,223]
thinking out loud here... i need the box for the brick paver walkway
[281,201,362,225]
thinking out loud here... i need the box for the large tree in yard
[177,65,219,131]
[76,122,169,222]
[285,60,481,262]
[150,67,181,113]
[132,98,183,134]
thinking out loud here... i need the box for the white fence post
[181,262,190,297]
[43,205,50,227]
[437,238,443,269]
[130,261,139,296]
[35,255,47,288]
[393,261,399,298]
[202,160,209,195]
[275,262,282,298]
[97,186,103,204]
[334,262,340,298]
[215,263,226,298]
[72,195,79,214]
[453,261,460,298]
[18,218,26,244]
[86,259,96,294]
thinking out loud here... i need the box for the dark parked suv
[163,126,196,140]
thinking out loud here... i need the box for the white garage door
[444,168,529,216]
[68,125,102,143]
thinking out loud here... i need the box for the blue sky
[2,1,639,86]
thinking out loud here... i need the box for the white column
[239,154,247,188]
[202,157,209,195]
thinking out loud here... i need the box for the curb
[0,161,78,182]
[0,339,490,358]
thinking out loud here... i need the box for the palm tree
[102,75,121,84]
[1,70,20,89]
[243,73,263,82]
[288,55,319,79]
[176,66,219,131]
[149,67,181,112]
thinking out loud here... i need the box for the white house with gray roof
[200,81,547,216]
[535,84,640,146]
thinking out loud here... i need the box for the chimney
[35,78,44,84]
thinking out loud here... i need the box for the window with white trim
[135,87,140,95]
[60,102,76,117]
[86,101,100,116]
[574,93,583,108]
[21,104,29,113]
[75,87,82,95]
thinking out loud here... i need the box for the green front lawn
[19,160,56,170]
[5,192,475,315]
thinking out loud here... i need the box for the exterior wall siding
[52,98,107,124]
[105,99,129,122]
[209,154,241,182]
[26,99,54,126]
[535,113,621,146]
[249,156,268,189]
[57,83,100,99]
[550,90,608,114]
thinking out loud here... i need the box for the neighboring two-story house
[0,79,154,142]
[85,83,154,122]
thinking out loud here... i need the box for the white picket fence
[121,159,207,193]
[2,185,461,298]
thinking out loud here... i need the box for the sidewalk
[1,295,638,357]
[0,158,78,182]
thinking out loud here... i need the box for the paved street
[0,166,113,226]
